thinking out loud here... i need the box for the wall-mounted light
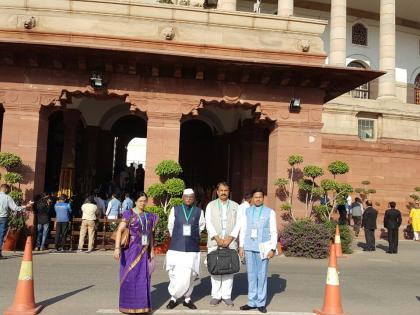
[289,98,301,112]
[90,71,104,89]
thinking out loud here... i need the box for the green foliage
[3,172,23,185]
[303,165,324,179]
[313,204,330,222]
[328,161,349,177]
[169,197,183,207]
[158,0,174,3]
[155,160,183,179]
[298,179,313,192]
[7,210,27,231]
[9,191,23,204]
[375,201,381,207]
[355,180,376,202]
[410,193,420,201]
[414,187,420,192]
[324,221,353,254]
[280,218,332,259]
[146,205,168,245]
[0,152,22,170]
[274,178,288,187]
[178,0,190,4]
[147,183,166,199]
[287,155,303,166]
[164,178,185,197]
[321,179,337,191]
[281,203,292,211]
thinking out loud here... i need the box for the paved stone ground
[0,240,419,315]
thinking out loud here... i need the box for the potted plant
[0,152,26,251]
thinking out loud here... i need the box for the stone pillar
[58,110,80,197]
[217,0,237,11]
[277,0,293,17]
[144,112,181,190]
[378,0,396,99]
[0,91,49,200]
[329,0,347,66]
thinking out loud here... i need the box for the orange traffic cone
[4,235,43,315]
[334,225,345,258]
[313,244,348,315]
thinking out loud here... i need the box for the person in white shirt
[205,182,241,307]
[239,188,278,314]
[238,193,252,218]
[346,195,352,225]
[77,196,100,253]
[166,189,206,310]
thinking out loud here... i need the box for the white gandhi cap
[183,188,194,196]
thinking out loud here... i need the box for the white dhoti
[166,250,201,300]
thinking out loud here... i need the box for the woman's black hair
[133,192,148,202]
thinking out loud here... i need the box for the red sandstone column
[58,110,80,197]
[0,92,49,200]
[144,112,181,190]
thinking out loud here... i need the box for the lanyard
[134,208,148,231]
[182,204,194,223]
[252,205,264,221]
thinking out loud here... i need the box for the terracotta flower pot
[2,229,21,251]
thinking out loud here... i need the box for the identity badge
[141,235,148,246]
[183,224,192,236]
[251,228,258,239]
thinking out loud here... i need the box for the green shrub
[3,172,23,185]
[0,152,22,170]
[280,218,332,258]
[328,161,349,177]
[155,160,183,179]
[164,178,185,197]
[324,221,353,254]
[8,210,27,231]
[169,197,183,207]
[9,190,23,204]
[146,205,168,245]
[147,183,166,199]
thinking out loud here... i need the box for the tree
[147,160,185,213]
[302,165,324,216]
[287,155,303,206]
[320,180,353,220]
[0,152,24,204]
[328,161,349,179]
[354,180,376,202]
[408,186,420,209]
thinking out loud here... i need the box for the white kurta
[166,206,205,299]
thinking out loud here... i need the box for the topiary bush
[146,205,168,245]
[324,221,353,254]
[0,152,23,170]
[280,218,332,258]
[3,172,23,185]
[155,160,183,179]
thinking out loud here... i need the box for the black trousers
[55,222,69,249]
[387,228,399,253]
[364,228,375,250]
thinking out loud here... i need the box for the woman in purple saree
[114,192,158,314]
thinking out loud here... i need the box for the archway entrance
[43,94,147,202]
[179,103,272,206]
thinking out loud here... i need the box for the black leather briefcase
[207,247,240,275]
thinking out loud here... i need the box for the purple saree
[119,209,157,314]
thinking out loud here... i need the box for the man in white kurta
[205,182,242,307]
[166,189,206,310]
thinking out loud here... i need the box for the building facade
[1,0,416,218]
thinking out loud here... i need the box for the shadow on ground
[37,285,94,308]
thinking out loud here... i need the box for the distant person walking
[408,205,420,241]
[351,197,363,237]
[106,193,121,220]
[361,200,378,251]
[384,201,402,254]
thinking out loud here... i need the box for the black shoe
[258,306,267,313]
[166,300,178,309]
[0,255,6,260]
[183,300,197,310]
[240,305,257,311]
[392,252,398,254]
[386,251,392,254]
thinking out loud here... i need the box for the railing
[47,218,120,251]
